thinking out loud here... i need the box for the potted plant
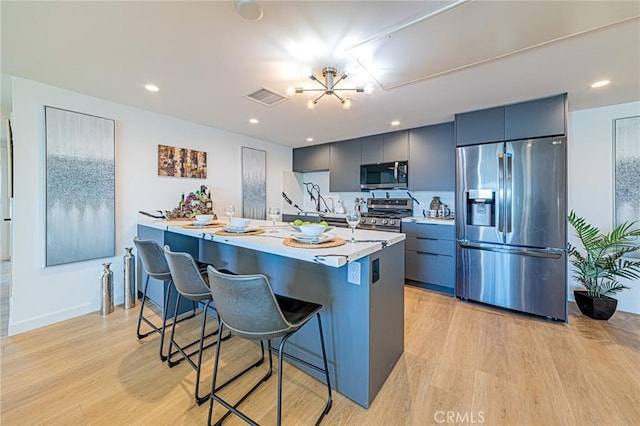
[568,210,640,320]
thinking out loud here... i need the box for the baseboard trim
[8,300,93,336]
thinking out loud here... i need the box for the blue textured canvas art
[45,107,115,266]
[241,147,266,220]
[614,115,640,258]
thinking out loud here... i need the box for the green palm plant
[568,210,640,298]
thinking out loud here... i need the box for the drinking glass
[268,207,280,232]
[346,210,361,243]
[223,205,235,224]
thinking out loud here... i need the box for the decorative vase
[574,290,617,320]
[101,263,114,315]
[123,247,136,309]
[429,196,442,211]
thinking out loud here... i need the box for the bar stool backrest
[207,266,293,340]
[133,237,171,281]
[163,246,211,300]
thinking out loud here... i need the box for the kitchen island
[137,218,405,408]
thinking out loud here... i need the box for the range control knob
[371,218,377,224]
[389,220,396,225]
[382,219,389,225]
[360,218,366,224]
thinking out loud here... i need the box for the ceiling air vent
[245,87,288,107]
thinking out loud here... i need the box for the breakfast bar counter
[137,218,405,408]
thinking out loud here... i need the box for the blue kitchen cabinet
[455,106,505,146]
[408,122,455,191]
[329,138,361,192]
[293,144,330,172]
[402,221,455,295]
[505,93,567,140]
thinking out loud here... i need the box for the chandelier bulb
[306,99,316,110]
[285,87,295,96]
[342,98,352,110]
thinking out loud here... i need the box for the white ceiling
[2,1,639,148]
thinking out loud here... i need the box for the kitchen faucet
[324,196,335,213]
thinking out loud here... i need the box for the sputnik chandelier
[288,66,370,110]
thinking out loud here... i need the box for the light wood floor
[1,286,639,425]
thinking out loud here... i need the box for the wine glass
[346,210,361,243]
[223,205,235,224]
[268,207,280,232]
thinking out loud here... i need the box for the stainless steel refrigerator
[455,136,567,321]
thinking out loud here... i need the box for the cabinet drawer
[405,235,454,256]
[402,222,455,240]
[405,251,455,288]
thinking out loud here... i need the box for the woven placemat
[182,222,225,229]
[283,237,346,249]
[214,228,266,236]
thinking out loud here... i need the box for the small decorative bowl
[299,224,327,237]
[230,217,251,228]
[195,214,214,224]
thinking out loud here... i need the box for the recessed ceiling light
[391,120,400,126]
[249,118,259,124]
[591,80,610,88]
[145,84,159,92]
[236,0,263,22]
[306,137,314,142]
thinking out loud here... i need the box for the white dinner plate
[291,233,336,244]
[290,224,335,233]
[223,226,257,233]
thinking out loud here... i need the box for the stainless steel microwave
[360,161,408,190]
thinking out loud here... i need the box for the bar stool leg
[136,275,153,339]
[316,313,333,420]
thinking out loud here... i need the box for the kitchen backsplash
[284,171,454,217]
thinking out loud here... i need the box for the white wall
[8,77,291,335]
[568,101,640,314]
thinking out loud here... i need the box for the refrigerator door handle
[505,152,513,234]
[497,153,505,235]
[459,241,563,259]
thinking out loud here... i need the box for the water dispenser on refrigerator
[467,189,494,226]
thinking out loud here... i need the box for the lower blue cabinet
[402,222,455,295]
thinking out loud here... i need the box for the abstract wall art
[614,115,640,223]
[157,144,207,178]
[45,106,115,266]
[614,116,640,256]
[241,147,266,220]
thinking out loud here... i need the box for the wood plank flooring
[1,286,639,425]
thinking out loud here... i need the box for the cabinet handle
[416,237,438,241]
[416,251,438,256]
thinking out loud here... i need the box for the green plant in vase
[568,210,640,320]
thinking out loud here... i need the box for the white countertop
[139,217,405,268]
[402,216,456,226]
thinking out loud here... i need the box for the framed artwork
[158,144,207,178]
[241,147,266,220]
[614,115,640,258]
[45,106,115,266]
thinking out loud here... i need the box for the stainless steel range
[360,198,413,232]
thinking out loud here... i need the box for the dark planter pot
[574,290,618,320]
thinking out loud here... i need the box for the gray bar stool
[164,246,265,405]
[133,237,196,361]
[206,265,332,426]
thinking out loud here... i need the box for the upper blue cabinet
[455,106,505,146]
[504,94,566,140]
[455,93,567,146]
[292,144,330,172]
